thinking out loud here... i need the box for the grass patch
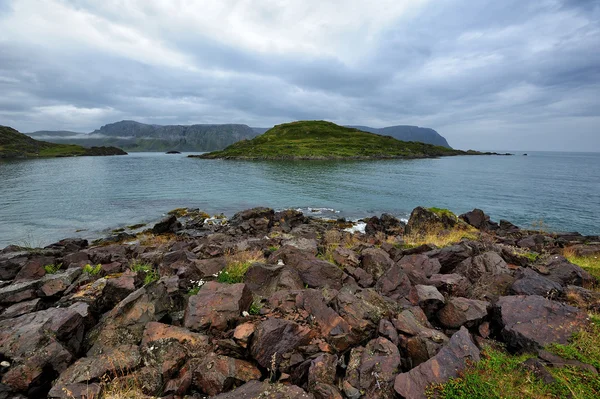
[430,315,600,399]
[43,263,62,274]
[563,247,600,282]
[404,226,478,248]
[427,207,457,219]
[249,301,263,315]
[130,260,159,285]
[136,233,177,247]
[217,250,264,284]
[83,263,102,276]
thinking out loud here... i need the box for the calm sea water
[0,152,598,247]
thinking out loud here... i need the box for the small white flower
[242,311,250,317]
[0,361,10,368]
[277,259,284,266]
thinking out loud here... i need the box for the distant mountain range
[28,120,452,151]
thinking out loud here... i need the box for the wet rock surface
[0,206,596,398]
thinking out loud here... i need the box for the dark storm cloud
[0,0,598,150]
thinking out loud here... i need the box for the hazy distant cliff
[348,125,451,148]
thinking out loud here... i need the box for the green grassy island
[192,121,504,160]
[0,125,127,158]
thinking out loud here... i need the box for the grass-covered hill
[194,121,479,160]
[0,125,127,158]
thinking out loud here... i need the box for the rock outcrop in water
[0,207,598,398]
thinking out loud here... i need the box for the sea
[0,151,598,247]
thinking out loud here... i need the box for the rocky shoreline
[0,206,598,398]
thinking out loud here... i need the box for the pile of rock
[0,207,597,398]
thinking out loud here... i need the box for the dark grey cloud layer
[0,0,599,151]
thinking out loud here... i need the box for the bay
[0,151,598,247]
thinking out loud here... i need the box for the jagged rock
[273,209,306,233]
[510,268,563,297]
[365,214,405,236]
[233,322,255,348]
[250,318,315,370]
[394,327,480,399]
[244,263,304,297]
[378,319,399,346]
[308,353,338,396]
[425,243,473,274]
[361,248,394,280]
[413,285,445,317]
[0,298,41,320]
[283,237,318,255]
[454,252,511,283]
[152,215,181,234]
[405,207,459,236]
[38,268,82,297]
[0,280,38,305]
[344,266,374,288]
[48,345,141,398]
[544,255,594,287]
[429,274,469,297]
[192,352,262,396]
[517,234,547,252]
[563,285,600,310]
[86,278,182,355]
[393,308,449,367]
[14,255,55,282]
[229,207,274,234]
[437,297,490,329]
[537,350,598,374]
[521,358,556,384]
[398,254,442,285]
[85,245,128,265]
[184,282,252,331]
[270,246,344,289]
[459,209,497,230]
[45,238,88,254]
[211,380,313,399]
[496,295,589,352]
[0,251,29,280]
[0,308,84,393]
[376,263,412,301]
[344,337,401,399]
[333,247,360,269]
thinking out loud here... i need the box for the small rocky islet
[0,206,598,398]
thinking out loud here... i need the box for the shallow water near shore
[0,151,598,247]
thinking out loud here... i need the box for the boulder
[283,237,318,255]
[343,266,374,288]
[244,264,304,297]
[495,295,589,351]
[229,207,274,234]
[376,264,412,301]
[211,381,312,399]
[398,254,442,284]
[516,234,547,252]
[454,251,511,283]
[0,251,29,280]
[250,318,315,370]
[361,248,394,280]
[332,247,360,269]
[544,256,594,287]
[0,308,84,393]
[152,215,181,234]
[270,246,344,289]
[308,354,338,395]
[86,278,182,355]
[192,352,262,396]
[184,282,252,331]
[14,256,55,282]
[393,308,449,367]
[510,268,563,297]
[437,297,490,329]
[344,337,401,399]
[273,209,306,232]
[405,207,459,236]
[424,243,473,274]
[394,327,480,399]
[0,280,38,305]
[378,319,399,346]
[413,285,445,317]
[48,345,141,398]
[0,298,41,320]
[459,209,497,230]
[429,274,469,297]
[38,268,82,298]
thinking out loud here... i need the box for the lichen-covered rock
[211,380,313,399]
[394,327,480,399]
[244,263,304,297]
[437,297,490,329]
[510,268,563,297]
[361,248,394,280]
[184,282,252,331]
[192,352,262,396]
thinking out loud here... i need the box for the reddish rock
[0,251,29,280]
[14,256,54,282]
[244,263,304,297]
[378,319,399,346]
[437,297,490,329]
[405,207,459,236]
[496,295,589,351]
[510,268,563,297]
[233,322,256,348]
[429,273,469,297]
[376,263,412,300]
[394,327,480,399]
[96,271,137,311]
[361,248,394,280]
[344,266,374,288]
[544,256,594,287]
[193,352,262,396]
[344,337,401,398]
[211,380,312,398]
[38,268,82,297]
[425,244,473,274]
[152,214,181,234]
[398,254,442,282]
[308,353,338,391]
[251,318,315,370]
[0,297,41,320]
[184,282,252,331]
[454,252,511,283]
[413,285,445,317]
[141,321,210,351]
[333,247,360,269]
[62,251,90,268]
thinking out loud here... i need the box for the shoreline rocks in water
[0,206,598,398]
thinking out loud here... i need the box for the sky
[0,0,599,151]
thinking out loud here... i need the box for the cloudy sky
[0,0,599,151]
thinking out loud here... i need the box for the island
[191,120,508,160]
[0,125,127,158]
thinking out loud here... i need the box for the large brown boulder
[269,246,344,289]
[0,308,84,394]
[510,268,563,297]
[344,337,401,399]
[244,263,304,297]
[250,318,315,370]
[152,214,181,234]
[454,252,511,283]
[0,250,29,280]
[192,352,262,396]
[495,295,589,352]
[376,264,412,301]
[13,256,55,282]
[398,254,442,285]
[361,248,394,280]
[184,282,252,331]
[437,297,490,329]
[394,327,480,399]
[544,256,594,287]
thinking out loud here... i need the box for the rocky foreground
[0,207,598,399]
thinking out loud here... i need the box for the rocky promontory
[0,206,598,398]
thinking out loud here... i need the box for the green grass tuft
[43,263,62,274]
[83,263,102,276]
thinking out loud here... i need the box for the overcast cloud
[0,0,599,151]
